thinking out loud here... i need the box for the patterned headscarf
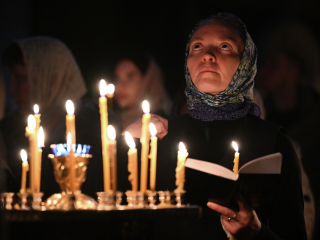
[185,13,260,121]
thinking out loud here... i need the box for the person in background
[1,37,121,199]
[114,52,171,129]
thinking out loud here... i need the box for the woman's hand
[122,114,168,140]
[207,197,261,240]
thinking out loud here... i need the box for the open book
[185,153,283,208]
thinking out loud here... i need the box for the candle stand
[17,192,29,210]
[97,191,115,210]
[174,190,186,207]
[146,190,157,208]
[32,192,44,210]
[2,192,14,210]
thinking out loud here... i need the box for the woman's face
[187,21,245,95]
[114,60,144,109]
[7,64,30,116]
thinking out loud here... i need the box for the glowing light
[179,142,187,153]
[142,100,150,114]
[107,125,116,141]
[38,127,44,148]
[28,115,36,129]
[20,149,27,162]
[232,141,239,152]
[107,84,115,95]
[66,100,74,115]
[33,104,39,114]
[100,79,107,97]
[149,123,157,137]
[125,132,136,149]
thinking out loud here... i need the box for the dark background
[1,0,320,99]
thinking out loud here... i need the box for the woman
[114,53,171,128]
[127,13,306,239]
[1,37,121,199]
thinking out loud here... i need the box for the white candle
[20,149,29,194]
[232,141,240,174]
[66,100,76,144]
[175,142,188,192]
[108,125,117,191]
[140,100,151,192]
[125,132,138,192]
[149,123,158,191]
[25,115,36,192]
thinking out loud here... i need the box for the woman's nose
[202,50,216,62]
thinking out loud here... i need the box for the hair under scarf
[185,12,260,121]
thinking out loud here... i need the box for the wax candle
[108,125,117,191]
[66,100,76,144]
[125,132,138,191]
[107,83,115,110]
[149,123,158,191]
[99,79,110,192]
[232,141,240,174]
[140,100,151,192]
[175,142,188,192]
[20,149,29,194]
[67,132,76,193]
[36,127,44,193]
[25,115,36,192]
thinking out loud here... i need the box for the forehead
[190,20,244,45]
[115,60,140,75]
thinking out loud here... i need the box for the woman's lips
[199,68,217,74]
[116,93,127,100]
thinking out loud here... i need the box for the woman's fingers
[207,202,236,218]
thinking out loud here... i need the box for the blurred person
[114,53,171,128]
[256,20,320,239]
[1,37,121,199]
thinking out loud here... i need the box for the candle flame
[28,115,36,129]
[107,84,115,95]
[107,125,116,141]
[66,100,74,115]
[33,104,39,114]
[232,141,239,152]
[149,123,157,137]
[38,127,44,148]
[125,131,136,149]
[142,100,150,114]
[21,149,27,162]
[179,142,187,152]
[100,79,107,97]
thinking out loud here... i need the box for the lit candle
[232,141,240,174]
[175,142,188,192]
[36,127,44,193]
[149,123,158,191]
[25,115,36,192]
[140,100,151,192]
[66,100,76,144]
[108,125,117,191]
[99,79,110,192]
[67,132,75,193]
[107,83,115,110]
[20,149,29,194]
[125,132,138,191]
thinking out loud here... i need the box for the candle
[140,100,151,192]
[125,132,138,191]
[232,141,240,174]
[25,115,36,192]
[36,127,44,193]
[99,79,111,192]
[66,100,76,144]
[67,132,76,193]
[107,83,115,110]
[175,142,188,192]
[149,123,158,191]
[20,149,29,194]
[108,125,117,191]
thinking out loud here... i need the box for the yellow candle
[66,100,76,144]
[99,79,111,192]
[107,83,115,111]
[36,127,44,193]
[33,104,41,191]
[140,100,151,192]
[108,125,117,191]
[20,149,29,194]
[232,141,240,174]
[67,132,76,193]
[175,142,188,192]
[25,115,36,192]
[149,123,158,191]
[125,132,138,192]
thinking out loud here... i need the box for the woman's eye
[193,44,202,50]
[221,44,231,50]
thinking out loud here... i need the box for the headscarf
[185,12,260,121]
[16,37,87,122]
[0,71,5,120]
